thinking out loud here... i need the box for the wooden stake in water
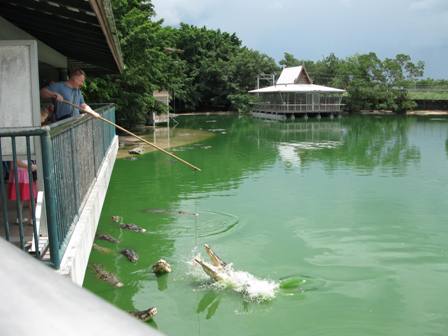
[61,100,201,171]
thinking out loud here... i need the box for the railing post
[11,138,25,249]
[40,129,61,267]
[0,138,11,241]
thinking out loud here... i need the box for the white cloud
[153,0,213,25]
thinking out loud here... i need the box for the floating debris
[120,248,139,263]
[111,215,123,223]
[120,223,146,233]
[152,259,171,275]
[128,147,144,155]
[95,233,120,244]
[92,264,123,287]
[208,129,226,132]
[129,307,157,321]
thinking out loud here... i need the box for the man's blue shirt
[47,82,85,120]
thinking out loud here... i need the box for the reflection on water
[196,291,221,320]
[156,274,168,291]
[84,115,448,336]
[446,138,448,157]
[259,117,421,174]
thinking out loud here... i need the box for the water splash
[190,256,279,302]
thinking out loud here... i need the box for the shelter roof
[276,66,312,85]
[0,0,123,74]
[249,84,345,93]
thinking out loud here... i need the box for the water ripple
[153,210,239,238]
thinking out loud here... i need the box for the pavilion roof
[276,66,312,85]
[249,84,345,93]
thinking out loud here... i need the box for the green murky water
[84,115,448,336]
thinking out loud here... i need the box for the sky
[153,0,448,79]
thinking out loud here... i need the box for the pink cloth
[8,161,37,201]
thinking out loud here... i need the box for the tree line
[84,0,430,128]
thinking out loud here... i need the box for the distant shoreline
[176,110,448,117]
[359,110,448,116]
[173,111,236,116]
[406,110,448,116]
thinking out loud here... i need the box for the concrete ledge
[58,136,118,285]
[1,238,163,336]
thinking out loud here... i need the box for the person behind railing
[6,105,53,225]
[7,160,37,225]
[40,68,98,121]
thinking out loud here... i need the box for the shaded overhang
[249,84,346,94]
[0,0,124,74]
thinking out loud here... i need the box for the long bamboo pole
[61,100,201,171]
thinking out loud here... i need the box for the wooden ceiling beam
[0,6,103,37]
[4,0,98,24]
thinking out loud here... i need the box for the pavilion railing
[252,103,344,113]
[0,104,116,268]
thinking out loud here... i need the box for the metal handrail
[0,104,116,267]
[46,104,116,265]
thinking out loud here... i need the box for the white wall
[0,40,40,158]
[0,16,67,69]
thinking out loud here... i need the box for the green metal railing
[0,127,46,260]
[0,104,116,267]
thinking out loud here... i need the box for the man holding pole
[40,68,99,121]
[41,70,201,171]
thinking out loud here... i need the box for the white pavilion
[249,66,345,120]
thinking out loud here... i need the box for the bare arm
[80,103,100,118]
[40,87,63,101]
